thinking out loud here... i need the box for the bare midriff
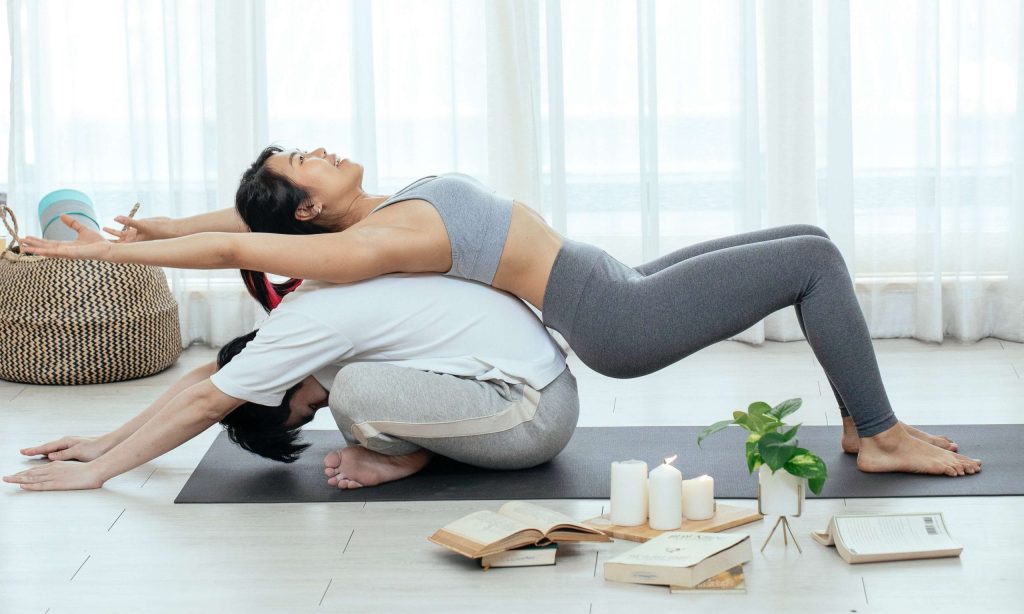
[490,201,565,311]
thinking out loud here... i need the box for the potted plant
[697,398,828,516]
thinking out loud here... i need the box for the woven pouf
[0,206,182,385]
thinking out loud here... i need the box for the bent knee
[795,234,847,269]
[790,223,831,240]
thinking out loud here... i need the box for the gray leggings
[541,224,897,438]
[328,364,579,469]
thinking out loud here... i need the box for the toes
[947,460,969,476]
[323,450,341,468]
[328,470,363,489]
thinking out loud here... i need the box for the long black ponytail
[235,145,333,312]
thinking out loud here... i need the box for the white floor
[1,338,1022,614]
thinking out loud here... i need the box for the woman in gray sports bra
[23,144,980,478]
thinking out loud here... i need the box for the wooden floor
[2,338,1022,613]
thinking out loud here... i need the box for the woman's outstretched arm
[104,207,249,242]
[18,361,219,463]
[22,214,445,284]
[3,380,242,491]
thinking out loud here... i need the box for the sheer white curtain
[4,0,1022,346]
[4,0,263,345]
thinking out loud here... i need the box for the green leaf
[748,401,773,417]
[697,419,736,448]
[746,411,783,435]
[808,475,826,495]
[745,401,770,415]
[745,440,760,474]
[757,432,798,472]
[778,424,801,442]
[732,411,760,434]
[784,450,828,481]
[770,398,803,420]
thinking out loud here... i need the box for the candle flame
[664,454,678,465]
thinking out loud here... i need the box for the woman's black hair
[234,145,333,312]
[215,331,312,463]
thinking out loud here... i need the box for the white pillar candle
[647,455,683,530]
[610,459,648,526]
[681,474,715,520]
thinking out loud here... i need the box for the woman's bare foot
[856,423,981,476]
[323,446,432,489]
[841,417,958,454]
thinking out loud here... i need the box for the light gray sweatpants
[328,364,579,470]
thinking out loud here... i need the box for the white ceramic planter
[757,465,805,516]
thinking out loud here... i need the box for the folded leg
[328,364,579,470]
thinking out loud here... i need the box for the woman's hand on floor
[3,460,105,491]
[20,215,114,261]
[20,436,108,463]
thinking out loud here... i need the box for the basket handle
[1,203,20,251]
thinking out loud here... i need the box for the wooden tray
[582,503,763,543]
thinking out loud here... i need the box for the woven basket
[0,204,182,385]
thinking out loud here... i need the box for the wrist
[97,432,122,451]
[87,457,114,483]
[166,218,184,239]
[105,242,125,263]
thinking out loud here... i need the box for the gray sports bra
[368,173,514,285]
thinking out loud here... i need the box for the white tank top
[210,274,566,406]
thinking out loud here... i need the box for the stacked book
[604,531,753,592]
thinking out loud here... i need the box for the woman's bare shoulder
[340,209,453,274]
[354,198,447,232]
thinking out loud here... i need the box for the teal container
[38,189,100,241]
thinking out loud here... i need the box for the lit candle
[610,459,648,526]
[681,474,715,520]
[648,455,683,530]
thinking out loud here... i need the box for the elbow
[198,361,219,378]
[198,395,229,423]
[322,272,356,285]
[190,381,242,422]
[220,234,243,268]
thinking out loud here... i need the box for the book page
[498,501,583,534]
[606,532,748,568]
[442,510,536,546]
[834,513,960,555]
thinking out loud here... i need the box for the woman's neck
[331,193,392,230]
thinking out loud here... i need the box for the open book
[481,543,558,569]
[812,512,962,564]
[429,501,612,559]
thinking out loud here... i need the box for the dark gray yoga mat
[174,425,1018,503]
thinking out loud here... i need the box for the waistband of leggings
[542,239,604,339]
